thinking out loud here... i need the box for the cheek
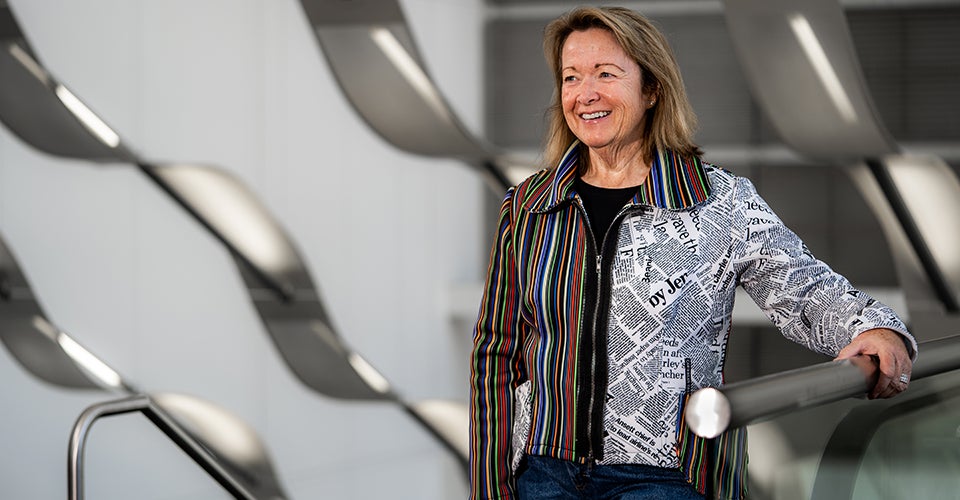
[560,95,577,121]
[560,89,576,110]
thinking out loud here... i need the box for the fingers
[834,341,863,361]
[839,328,913,399]
[873,370,910,398]
[870,344,912,399]
[871,343,899,399]
[872,372,901,399]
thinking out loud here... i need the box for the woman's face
[560,28,652,155]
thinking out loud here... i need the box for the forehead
[560,27,630,66]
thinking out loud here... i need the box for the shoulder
[511,167,555,210]
[702,163,760,203]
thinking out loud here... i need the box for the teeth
[581,111,609,120]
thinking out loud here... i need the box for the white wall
[0,0,486,498]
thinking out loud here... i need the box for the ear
[641,74,661,100]
[649,82,662,101]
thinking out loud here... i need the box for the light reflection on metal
[68,395,261,500]
[0,232,290,499]
[684,388,729,439]
[7,42,50,85]
[863,156,960,313]
[299,0,519,191]
[54,85,121,148]
[347,352,392,395]
[0,1,468,470]
[30,315,58,341]
[55,331,125,390]
[0,10,135,162]
[153,392,287,486]
[143,164,304,296]
[787,14,858,124]
[369,26,455,126]
[723,0,960,319]
[686,335,960,438]
[722,0,896,159]
[0,237,100,390]
[845,163,944,315]
[410,399,470,459]
[885,156,960,291]
[686,354,880,437]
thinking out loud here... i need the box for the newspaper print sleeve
[729,177,913,357]
[470,188,526,500]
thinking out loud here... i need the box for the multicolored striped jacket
[469,142,913,499]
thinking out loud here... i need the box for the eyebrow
[561,63,626,72]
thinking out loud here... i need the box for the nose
[577,79,599,105]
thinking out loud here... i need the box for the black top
[574,177,640,247]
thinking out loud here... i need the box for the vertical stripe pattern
[469,141,907,499]
[470,142,713,499]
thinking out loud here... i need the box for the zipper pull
[596,255,602,273]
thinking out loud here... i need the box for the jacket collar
[529,141,712,213]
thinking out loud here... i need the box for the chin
[578,138,616,150]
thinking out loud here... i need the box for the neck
[581,144,651,188]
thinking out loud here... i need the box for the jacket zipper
[574,198,639,463]
[586,252,601,461]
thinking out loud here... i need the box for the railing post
[68,395,152,500]
[67,395,257,500]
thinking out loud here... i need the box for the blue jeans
[516,456,705,499]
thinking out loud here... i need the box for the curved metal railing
[685,333,960,438]
[68,395,260,500]
[0,230,290,499]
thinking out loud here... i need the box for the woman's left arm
[731,176,917,399]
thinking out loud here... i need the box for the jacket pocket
[511,380,533,473]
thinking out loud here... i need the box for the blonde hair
[542,6,701,169]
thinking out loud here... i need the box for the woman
[470,6,916,500]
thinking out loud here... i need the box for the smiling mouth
[580,111,610,120]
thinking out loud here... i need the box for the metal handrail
[685,334,960,438]
[67,395,257,500]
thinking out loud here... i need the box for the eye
[562,74,577,83]
[599,71,614,78]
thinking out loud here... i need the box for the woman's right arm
[470,189,526,500]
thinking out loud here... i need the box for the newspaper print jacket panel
[469,142,914,499]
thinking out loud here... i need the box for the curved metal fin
[0,232,104,390]
[724,0,960,319]
[139,161,391,401]
[880,155,960,311]
[0,0,467,464]
[0,4,136,162]
[153,392,290,499]
[861,156,960,313]
[299,0,519,191]
[722,0,897,159]
[0,231,291,498]
[407,399,469,464]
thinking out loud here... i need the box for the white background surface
[0,0,486,497]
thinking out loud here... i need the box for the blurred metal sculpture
[722,0,896,160]
[0,233,289,499]
[0,2,467,471]
[298,0,531,191]
[0,8,135,163]
[0,240,116,391]
[723,0,960,326]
